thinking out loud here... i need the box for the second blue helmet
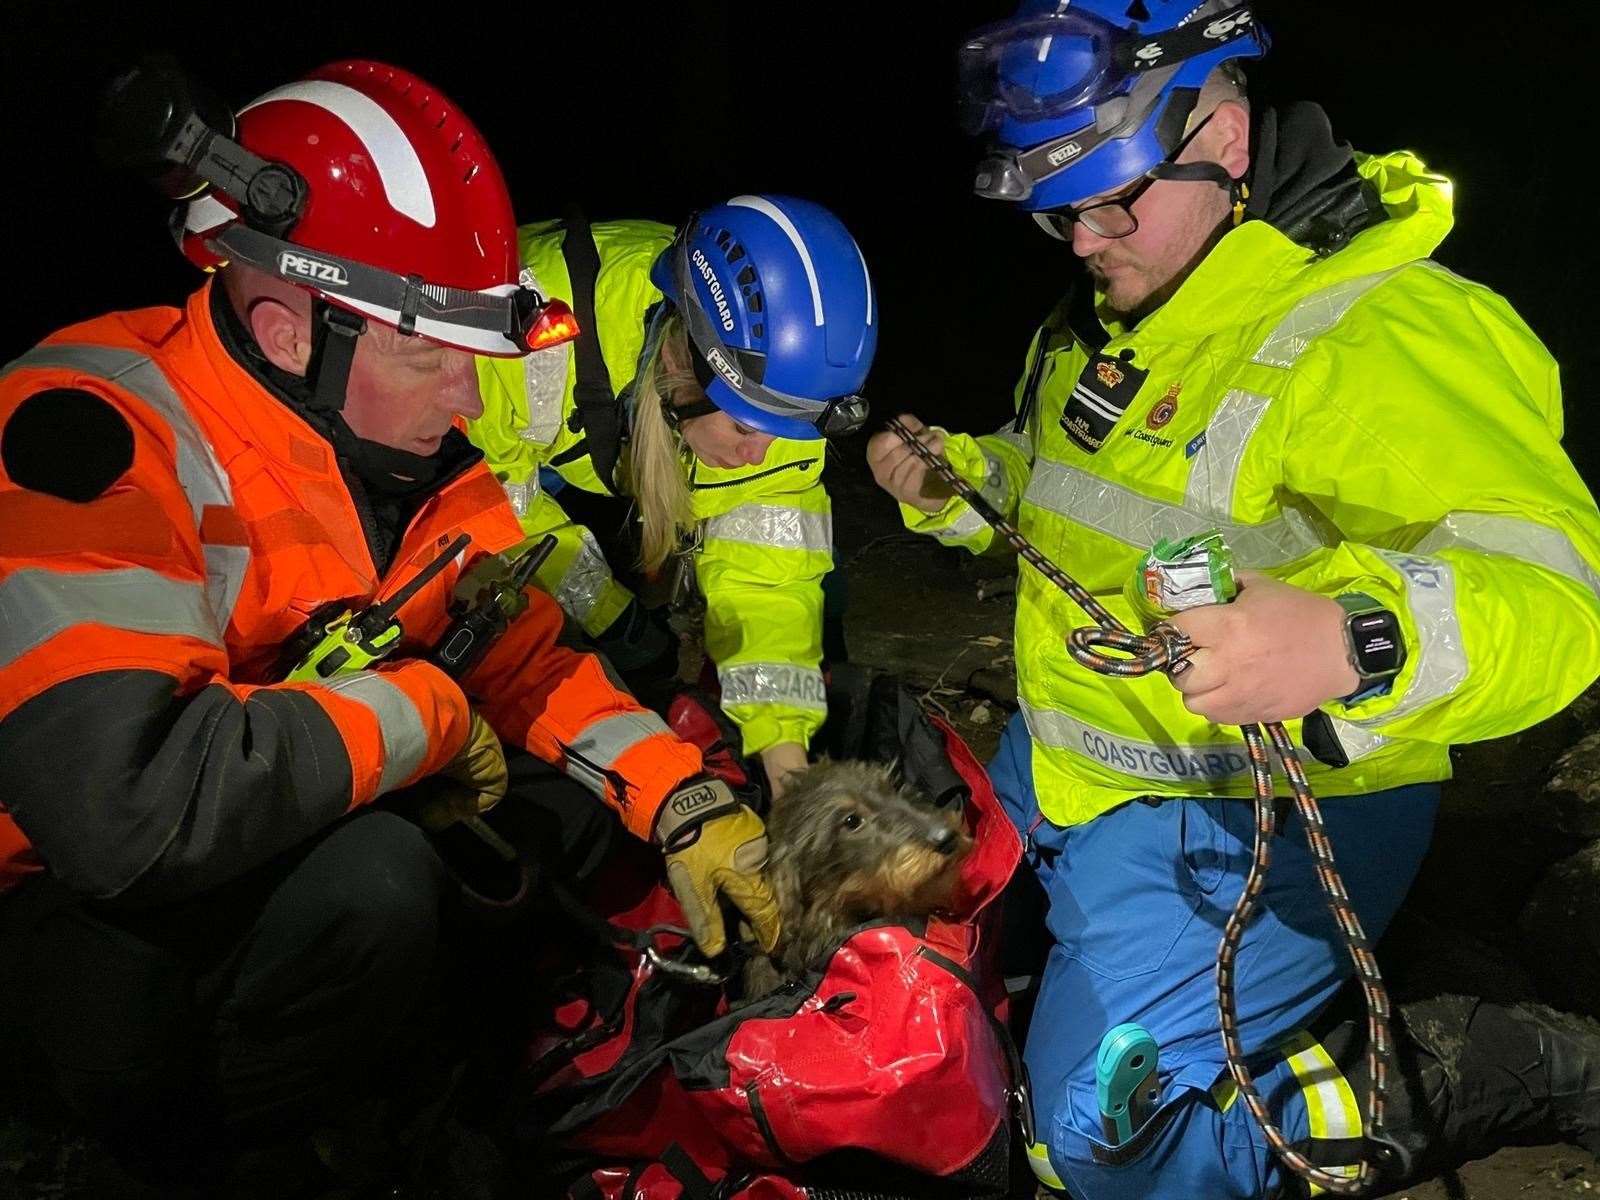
[961,0,1268,212]
[651,195,876,441]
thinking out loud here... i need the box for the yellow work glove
[417,709,509,832]
[654,777,781,958]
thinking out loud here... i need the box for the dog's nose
[931,826,959,855]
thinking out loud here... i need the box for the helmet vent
[725,243,746,264]
[737,265,757,287]
[1125,0,1151,21]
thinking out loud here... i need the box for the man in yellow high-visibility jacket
[873,3,1600,1194]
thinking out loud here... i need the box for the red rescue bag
[513,678,1027,1199]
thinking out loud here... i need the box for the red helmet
[178,60,574,357]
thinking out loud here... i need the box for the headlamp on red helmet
[99,57,578,360]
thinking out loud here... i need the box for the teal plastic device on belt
[1096,1022,1161,1145]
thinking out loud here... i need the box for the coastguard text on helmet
[692,248,737,333]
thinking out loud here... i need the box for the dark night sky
[2,2,1595,478]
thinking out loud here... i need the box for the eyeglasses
[1035,113,1225,242]
[1037,173,1162,240]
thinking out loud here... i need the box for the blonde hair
[625,311,699,573]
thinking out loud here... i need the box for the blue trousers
[990,713,1438,1198]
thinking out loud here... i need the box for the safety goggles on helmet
[959,3,1262,136]
[669,233,870,438]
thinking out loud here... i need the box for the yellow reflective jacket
[902,151,1600,827]
[472,219,832,756]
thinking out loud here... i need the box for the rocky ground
[5,448,1600,1198]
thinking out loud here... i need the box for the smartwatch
[1335,591,1406,702]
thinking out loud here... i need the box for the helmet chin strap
[1150,159,1249,223]
[305,299,367,413]
[294,299,443,493]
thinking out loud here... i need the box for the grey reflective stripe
[988,428,1032,456]
[322,672,429,796]
[561,754,611,798]
[516,262,567,445]
[933,505,991,543]
[568,709,672,769]
[2,344,250,628]
[500,477,539,519]
[1024,456,1324,568]
[1184,389,1273,518]
[1322,715,1391,762]
[1414,511,1600,602]
[1021,698,1387,784]
[1022,699,1258,782]
[0,566,222,668]
[1341,550,1468,727]
[719,661,829,712]
[703,503,832,553]
[1250,265,1412,368]
[552,528,614,624]
[518,333,568,446]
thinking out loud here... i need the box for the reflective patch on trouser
[1026,1137,1067,1191]
[1280,1030,1363,1195]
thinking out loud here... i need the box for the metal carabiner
[637,924,727,986]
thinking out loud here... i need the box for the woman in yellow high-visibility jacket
[471,196,875,788]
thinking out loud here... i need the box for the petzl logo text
[1046,140,1083,168]
[671,785,722,819]
[277,251,350,287]
[704,345,744,389]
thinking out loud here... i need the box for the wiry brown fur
[743,759,972,999]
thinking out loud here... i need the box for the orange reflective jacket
[0,283,699,900]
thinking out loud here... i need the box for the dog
[742,758,973,1000]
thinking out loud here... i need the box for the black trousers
[0,750,621,1183]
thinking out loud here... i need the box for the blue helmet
[650,195,876,441]
[961,0,1268,213]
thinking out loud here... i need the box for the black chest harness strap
[558,205,624,494]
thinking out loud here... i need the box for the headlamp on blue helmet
[962,0,1267,213]
[650,195,876,442]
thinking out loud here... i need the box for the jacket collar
[1097,149,1455,345]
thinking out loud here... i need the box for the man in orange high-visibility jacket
[0,60,777,1189]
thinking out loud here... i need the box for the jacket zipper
[688,457,818,491]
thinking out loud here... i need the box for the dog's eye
[841,812,864,832]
